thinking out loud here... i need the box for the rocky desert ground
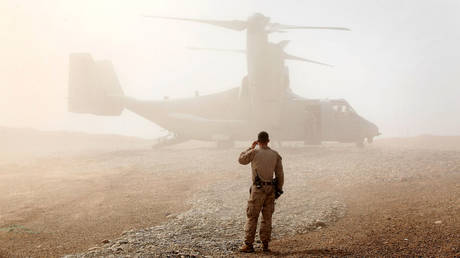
[0,128,459,257]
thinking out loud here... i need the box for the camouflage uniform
[238,146,284,245]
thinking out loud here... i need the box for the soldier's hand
[251,141,258,149]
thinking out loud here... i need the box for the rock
[313,220,327,227]
[101,239,110,244]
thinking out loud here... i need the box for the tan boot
[239,243,255,253]
[262,242,270,252]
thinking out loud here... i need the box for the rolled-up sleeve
[238,148,255,165]
[275,155,284,190]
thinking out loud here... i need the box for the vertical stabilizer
[68,53,124,116]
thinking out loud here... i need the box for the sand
[0,129,459,257]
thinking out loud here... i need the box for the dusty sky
[1,0,459,138]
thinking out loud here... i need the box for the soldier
[238,131,284,253]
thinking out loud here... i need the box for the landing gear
[367,136,374,143]
[152,134,187,148]
[355,138,364,148]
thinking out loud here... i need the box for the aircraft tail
[68,53,124,116]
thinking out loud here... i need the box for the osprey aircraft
[68,13,380,147]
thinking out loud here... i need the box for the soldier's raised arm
[274,154,284,191]
[238,147,255,165]
[238,141,257,165]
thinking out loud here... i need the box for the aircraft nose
[370,123,380,136]
[361,117,380,137]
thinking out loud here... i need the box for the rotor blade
[284,53,333,67]
[281,26,350,31]
[187,47,246,54]
[143,15,247,31]
[270,23,350,31]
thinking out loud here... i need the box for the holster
[272,178,284,199]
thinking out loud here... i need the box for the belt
[254,181,273,186]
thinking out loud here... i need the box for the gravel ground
[66,146,348,257]
[67,143,460,257]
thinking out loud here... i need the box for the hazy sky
[1,0,459,138]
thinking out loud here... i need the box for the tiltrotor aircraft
[68,13,380,147]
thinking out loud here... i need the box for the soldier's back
[252,147,280,181]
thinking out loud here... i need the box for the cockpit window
[332,103,355,114]
[345,104,356,114]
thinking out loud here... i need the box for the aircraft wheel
[355,139,364,148]
[367,136,374,143]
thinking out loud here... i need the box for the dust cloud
[1,0,460,136]
[0,1,459,257]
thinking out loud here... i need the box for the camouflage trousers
[244,184,276,245]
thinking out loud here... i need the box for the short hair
[257,131,269,143]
